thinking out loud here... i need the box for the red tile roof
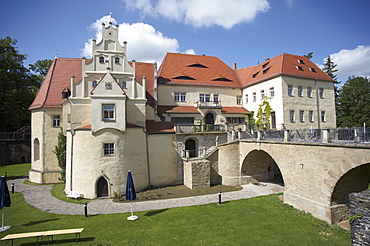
[146,120,175,133]
[158,53,241,88]
[221,107,250,114]
[158,105,199,114]
[133,62,156,107]
[236,53,334,88]
[29,58,84,109]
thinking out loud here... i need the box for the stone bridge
[216,140,370,225]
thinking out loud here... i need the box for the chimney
[233,63,237,69]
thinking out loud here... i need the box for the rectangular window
[307,87,312,98]
[290,110,295,123]
[175,92,186,102]
[103,143,114,156]
[299,110,304,123]
[309,110,314,122]
[92,80,98,87]
[253,92,257,102]
[321,111,326,122]
[171,117,194,125]
[103,105,115,121]
[52,115,60,127]
[245,94,248,104]
[205,94,211,102]
[298,86,303,97]
[288,85,293,96]
[262,113,266,123]
[261,90,265,100]
[236,96,242,105]
[319,88,324,98]
[226,117,245,124]
[270,87,274,98]
[213,94,219,103]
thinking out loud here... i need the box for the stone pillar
[349,189,370,246]
[183,159,210,190]
[322,129,330,143]
[284,129,290,142]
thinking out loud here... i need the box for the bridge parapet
[233,127,370,144]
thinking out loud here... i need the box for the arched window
[99,57,105,63]
[34,138,40,161]
[185,139,197,158]
[121,81,127,88]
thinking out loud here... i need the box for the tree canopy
[0,36,36,131]
[323,55,339,83]
[336,76,370,127]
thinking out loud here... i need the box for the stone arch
[331,163,370,205]
[96,175,110,198]
[241,149,284,185]
[33,138,40,161]
[185,138,198,157]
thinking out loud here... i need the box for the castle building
[29,22,335,199]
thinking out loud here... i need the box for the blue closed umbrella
[126,170,138,220]
[0,176,11,232]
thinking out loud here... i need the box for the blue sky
[1,0,369,83]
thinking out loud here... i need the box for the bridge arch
[241,150,284,185]
[331,163,370,205]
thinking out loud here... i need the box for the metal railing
[0,126,31,141]
[175,124,225,133]
[328,127,369,143]
[195,100,222,108]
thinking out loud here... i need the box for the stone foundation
[29,169,62,184]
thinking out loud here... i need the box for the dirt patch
[113,185,242,203]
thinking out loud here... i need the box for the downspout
[315,79,321,129]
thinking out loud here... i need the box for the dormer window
[252,72,259,78]
[99,57,105,63]
[173,76,195,80]
[263,67,270,74]
[262,62,269,69]
[92,80,98,87]
[296,66,304,71]
[310,68,317,73]
[115,57,120,64]
[187,63,208,68]
[298,59,305,64]
[213,77,232,82]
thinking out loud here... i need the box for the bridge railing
[288,129,322,142]
[328,127,369,143]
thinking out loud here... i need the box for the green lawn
[0,163,30,181]
[0,163,351,245]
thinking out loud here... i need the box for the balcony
[195,100,222,109]
[175,124,226,133]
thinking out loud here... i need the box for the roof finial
[55,50,58,59]
[109,12,112,24]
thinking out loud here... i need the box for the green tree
[255,97,273,129]
[0,36,37,131]
[303,52,313,59]
[323,55,339,83]
[336,76,370,127]
[53,128,67,182]
[29,59,52,86]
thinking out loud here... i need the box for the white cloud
[185,49,196,55]
[285,0,294,9]
[327,45,370,80]
[123,0,271,29]
[80,15,186,63]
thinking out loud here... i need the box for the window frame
[102,104,115,121]
[290,110,295,123]
[52,115,61,127]
[319,88,324,99]
[269,87,275,98]
[309,110,314,122]
[298,86,303,97]
[245,94,248,104]
[175,92,186,102]
[307,87,312,98]
[213,94,219,103]
[321,111,326,122]
[115,57,120,64]
[261,90,265,100]
[288,85,293,96]
[299,110,305,123]
[253,92,257,102]
[236,96,242,105]
[103,143,115,156]
[99,56,105,63]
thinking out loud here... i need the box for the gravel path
[11,177,284,216]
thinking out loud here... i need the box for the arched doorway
[185,139,197,157]
[205,113,215,125]
[97,176,109,197]
[241,150,284,185]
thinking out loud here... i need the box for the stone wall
[350,189,370,246]
[183,159,210,189]
[0,141,30,166]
